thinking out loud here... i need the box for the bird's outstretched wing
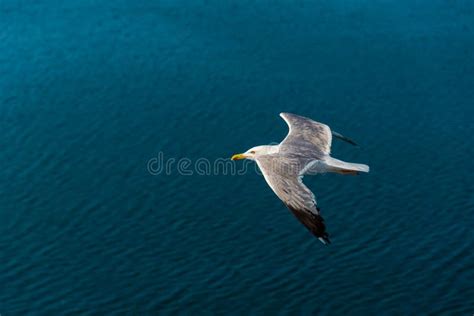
[279,112,333,156]
[256,155,330,244]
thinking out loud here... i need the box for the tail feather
[324,157,369,174]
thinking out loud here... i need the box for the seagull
[231,113,369,244]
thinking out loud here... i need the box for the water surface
[1,0,473,314]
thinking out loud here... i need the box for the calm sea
[1,0,473,314]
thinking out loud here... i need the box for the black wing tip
[315,220,331,245]
[345,138,358,147]
[332,131,359,147]
[287,205,331,245]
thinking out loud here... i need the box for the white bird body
[232,113,369,244]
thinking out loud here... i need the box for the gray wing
[256,155,330,244]
[279,112,333,156]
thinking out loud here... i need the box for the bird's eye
[250,151,256,154]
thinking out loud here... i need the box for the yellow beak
[231,153,247,161]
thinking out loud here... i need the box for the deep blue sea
[1,0,474,314]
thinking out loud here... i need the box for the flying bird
[231,113,369,244]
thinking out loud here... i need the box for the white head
[231,145,278,161]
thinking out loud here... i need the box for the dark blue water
[1,1,473,314]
